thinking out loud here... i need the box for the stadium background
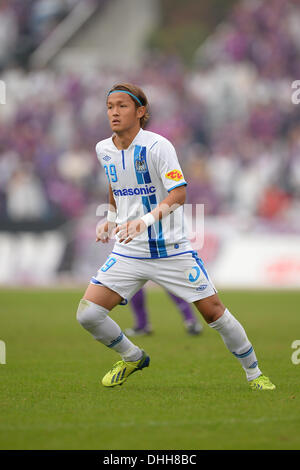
[1,0,300,452]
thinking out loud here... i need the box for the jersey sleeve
[95,142,103,167]
[152,138,187,192]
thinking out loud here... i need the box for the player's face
[106,93,143,133]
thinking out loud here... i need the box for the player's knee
[196,295,225,323]
[76,299,108,328]
[207,299,225,322]
[210,304,226,323]
[76,299,94,327]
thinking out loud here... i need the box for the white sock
[76,299,142,362]
[209,308,262,381]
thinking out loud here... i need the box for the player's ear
[136,106,145,119]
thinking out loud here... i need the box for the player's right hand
[96,220,116,243]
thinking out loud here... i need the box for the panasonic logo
[113,185,156,197]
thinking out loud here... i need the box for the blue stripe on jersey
[134,145,144,184]
[134,144,167,258]
[134,145,158,258]
[144,166,167,257]
[149,194,156,205]
[157,219,167,257]
[149,193,167,258]
[148,230,159,258]
[142,195,159,259]
[140,145,151,184]
[121,150,125,170]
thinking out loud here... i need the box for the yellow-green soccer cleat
[102,350,150,387]
[249,375,276,390]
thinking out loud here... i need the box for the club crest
[135,155,147,173]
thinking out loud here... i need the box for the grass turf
[0,288,299,450]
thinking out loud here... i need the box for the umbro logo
[103,155,111,161]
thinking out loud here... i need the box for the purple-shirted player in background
[125,288,203,336]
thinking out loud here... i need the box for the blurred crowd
[188,0,300,228]
[0,0,87,70]
[0,0,300,230]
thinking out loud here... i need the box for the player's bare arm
[114,185,186,244]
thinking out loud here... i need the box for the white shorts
[90,250,217,304]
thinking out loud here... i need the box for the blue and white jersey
[96,128,192,259]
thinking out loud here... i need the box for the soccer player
[125,288,203,336]
[76,83,275,390]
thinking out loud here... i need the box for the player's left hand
[113,219,147,244]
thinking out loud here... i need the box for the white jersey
[96,128,193,259]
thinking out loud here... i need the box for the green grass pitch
[0,288,299,450]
